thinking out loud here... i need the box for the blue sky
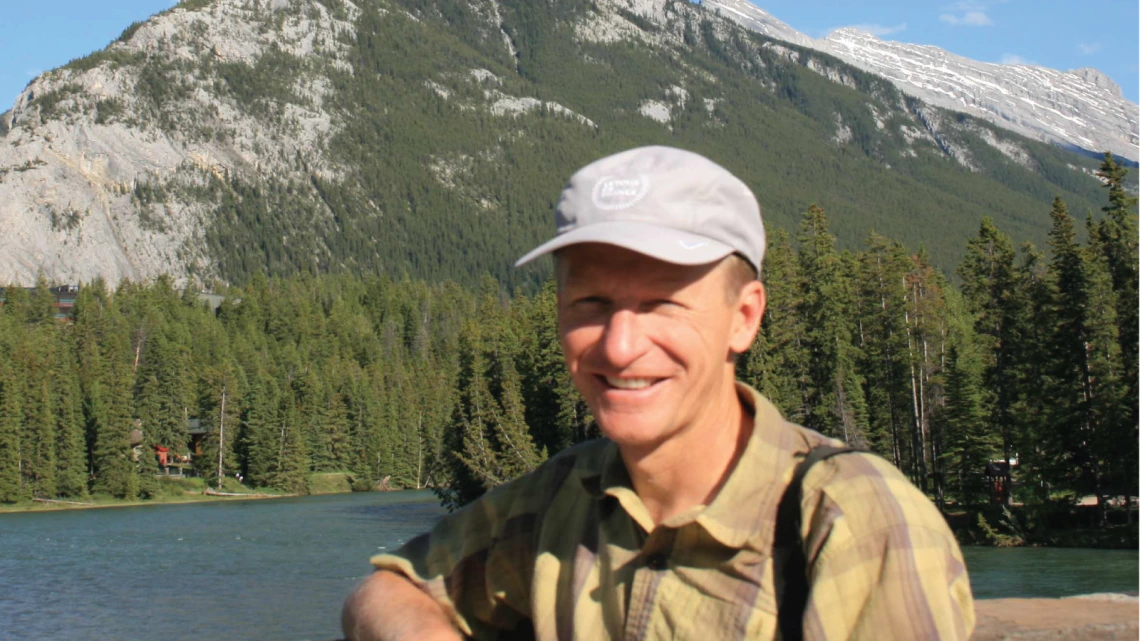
[1,0,1137,112]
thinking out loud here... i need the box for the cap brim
[514,221,735,267]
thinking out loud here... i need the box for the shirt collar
[581,382,811,549]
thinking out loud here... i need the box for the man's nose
[600,309,649,368]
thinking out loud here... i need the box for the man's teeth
[604,377,656,390]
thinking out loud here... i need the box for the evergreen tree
[0,357,25,502]
[195,360,243,488]
[517,281,591,454]
[51,334,88,497]
[1041,197,1121,522]
[741,229,809,423]
[90,330,139,500]
[958,218,1019,504]
[938,342,997,508]
[796,205,868,445]
[854,233,913,466]
[1093,152,1138,472]
[240,371,281,487]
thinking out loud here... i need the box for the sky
[1,0,1137,112]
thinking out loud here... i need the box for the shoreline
[0,489,311,514]
[0,471,404,514]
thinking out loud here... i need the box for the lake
[1,491,1135,640]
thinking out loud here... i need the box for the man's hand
[341,570,464,641]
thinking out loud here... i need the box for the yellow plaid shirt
[372,383,975,640]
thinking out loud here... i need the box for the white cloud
[999,54,1033,65]
[1078,42,1102,55]
[25,69,42,78]
[939,0,998,26]
[842,22,908,37]
[939,11,993,26]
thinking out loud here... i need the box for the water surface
[1,491,444,641]
[1,492,1135,640]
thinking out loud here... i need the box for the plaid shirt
[372,383,975,640]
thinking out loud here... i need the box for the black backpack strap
[773,444,858,641]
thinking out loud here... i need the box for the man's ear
[729,281,766,355]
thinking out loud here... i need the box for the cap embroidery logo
[592,174,650,211]
[679,240,707,250]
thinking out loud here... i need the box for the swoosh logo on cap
[679,241,707,250]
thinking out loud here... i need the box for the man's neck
[618,376,753,525]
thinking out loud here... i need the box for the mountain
[706,0,1139,161]
[0,0,1116,288]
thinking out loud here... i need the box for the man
[342,146,975,640]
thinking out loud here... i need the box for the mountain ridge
[704,0,1138,161]
[0,0,1115,288]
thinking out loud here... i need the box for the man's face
[557,244,763,450]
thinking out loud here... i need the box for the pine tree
[1041,197,1120,522]
[0,357,25,502]
[271,397,310,494]
[958,218,1019,504]
[854,233,913,466]
[51,333,88,498]
[240,372,281,487]
[741,229,809,423]
[195,360,243,488]
[938,342,997,508]
[90,330,139,500]
[134,328,192,453]
[1093,152,1138,484]
[517,280,591,455]
[796,205,868,445]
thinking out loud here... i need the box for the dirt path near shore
[974,594,1139,640]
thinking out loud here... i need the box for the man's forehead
[559,245,719,291]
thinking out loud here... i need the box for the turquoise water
[962,545,1137,600]
[0,491,1135,640]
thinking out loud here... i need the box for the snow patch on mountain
[704,2,1138,160]
[639,100,671,125]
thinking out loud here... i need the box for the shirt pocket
[663,551,779,640]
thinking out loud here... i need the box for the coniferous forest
[0,153,1135,545]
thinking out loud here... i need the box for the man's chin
[595,412,674,449]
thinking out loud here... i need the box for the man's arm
[341,571,463,641]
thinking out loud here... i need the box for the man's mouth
[600,376,662,391]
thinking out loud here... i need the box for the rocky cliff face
[0,0,356,286]
[706,0,1139,160]
[0,0,1114,287]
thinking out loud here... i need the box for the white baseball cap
[515,145,766,273]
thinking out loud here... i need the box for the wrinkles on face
[556,244,741,450]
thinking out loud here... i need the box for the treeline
[0,155,1135,524]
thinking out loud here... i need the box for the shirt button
[646,553,668,570]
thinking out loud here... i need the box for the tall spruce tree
[1042,197,1119,522]
[0,355,25,502]
[854,232,913,465]
[796,205,868,445]
[938,341,997,508]
[742,229,809,423]
[958,218,1020,504]
[1093,152,1138,485]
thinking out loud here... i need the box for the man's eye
[572,296,608,309]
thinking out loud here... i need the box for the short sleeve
[371,479,542,639]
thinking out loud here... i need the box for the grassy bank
[0,472,369,514]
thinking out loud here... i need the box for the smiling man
[342,147,975,641]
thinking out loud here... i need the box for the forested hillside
[1,155,1134,543]
[1,0,1121,288]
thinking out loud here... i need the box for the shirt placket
[623,527,677,641]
